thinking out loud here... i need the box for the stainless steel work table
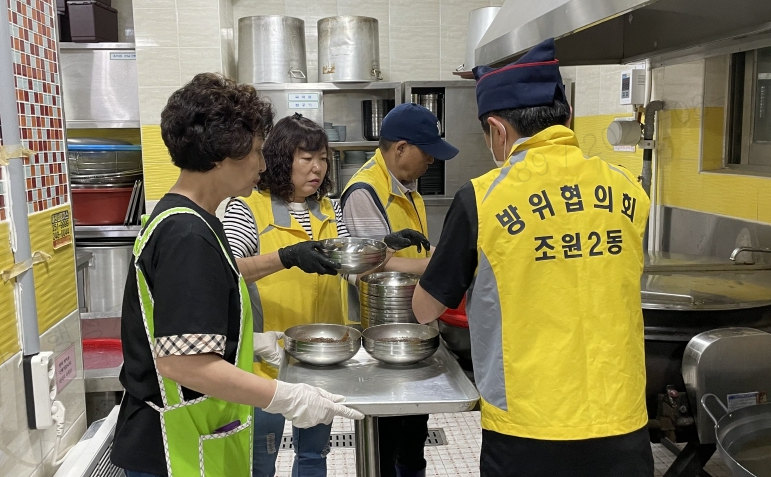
[278,344,479,477]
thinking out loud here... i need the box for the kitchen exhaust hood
[475,0,771,67]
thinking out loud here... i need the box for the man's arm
[413,284,447,323]
[411,183,479,322]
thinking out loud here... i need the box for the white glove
[263,380,365,428]
[253,332,285,368]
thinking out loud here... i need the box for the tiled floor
[275,412,732,477]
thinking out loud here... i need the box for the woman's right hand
[278,241,340,275]
[263,380,364,428]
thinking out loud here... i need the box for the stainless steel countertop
[279,344,479,416]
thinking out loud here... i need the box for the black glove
[383,229,431,253]
[278,241,340,275]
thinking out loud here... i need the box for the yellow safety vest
[468,125,650,440]
[240,190,347,377]
[341,149,429,258]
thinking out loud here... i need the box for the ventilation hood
[475,0,771,67]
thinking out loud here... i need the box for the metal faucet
[729,246,771,263]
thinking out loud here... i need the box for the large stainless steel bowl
[284,324,361,366]
[320,238,387,274]
[362,323,439,365]
[359,272,420,297]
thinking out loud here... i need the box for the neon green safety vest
[134,207,254,476]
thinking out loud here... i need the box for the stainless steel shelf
[60,42,135,50]
[80,311,122,320]
[85,366,124,393]
[75,225,140,240]
[253,82,401,92]
[330,141,379,149]
[66,120,140,129]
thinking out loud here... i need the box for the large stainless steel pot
[237,15,307,84]
[318,16,381,83]
[702,395,771,477]
[465,7,500,70]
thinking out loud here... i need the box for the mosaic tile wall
[0,126,6,221]
[6,0,67,217]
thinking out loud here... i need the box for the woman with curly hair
[224,113,428,477]
[111,75,363,477]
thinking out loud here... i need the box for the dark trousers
[480,425,654,477]
[378,414,429,477]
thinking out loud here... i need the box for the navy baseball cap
[472,38,566,119]
[379,103,459,161]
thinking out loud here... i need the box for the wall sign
[55,345,76,394]
[51,210,72,249]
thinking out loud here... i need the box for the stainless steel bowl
[284,324,361,366]
[362,323,439,365]
[359,272,420,297]
[320,237,387,275]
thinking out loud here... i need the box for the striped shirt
[223,197,350,259]
[342,172,417,240]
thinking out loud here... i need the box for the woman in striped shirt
[223,114,356,477]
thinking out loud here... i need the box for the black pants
[378,414,429,477]
[480,425,654,477]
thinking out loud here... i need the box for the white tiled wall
[133,0,236,125]
[231,0,505,83]
[0,311,86,477]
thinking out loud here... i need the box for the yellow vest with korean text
[342,150,429,258]
[468,125,650,440]
[240,190,347,378]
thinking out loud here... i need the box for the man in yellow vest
[412,38,654,477]
[341,103,459,477]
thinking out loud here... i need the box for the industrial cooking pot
[702,394,771,477]
[237,16,307,84]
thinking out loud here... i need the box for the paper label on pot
[727,391,760,412]
[51,210,72,249]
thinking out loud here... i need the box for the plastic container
[67,0,118,42]
[71,186,133,225]
[82,338,123,370]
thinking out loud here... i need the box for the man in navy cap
[341,103,459,477]
[411,39,654,476]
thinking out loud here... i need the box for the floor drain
[280,428,447,450]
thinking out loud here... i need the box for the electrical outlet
[24,351,56,429]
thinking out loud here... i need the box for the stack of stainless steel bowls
[284,324,361,366]
[358,272,420,328]
[362,323,440,365]
[319,237,387,275]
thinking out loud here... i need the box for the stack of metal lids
[358,272,420,328]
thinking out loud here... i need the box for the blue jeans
[253,407,332,477]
